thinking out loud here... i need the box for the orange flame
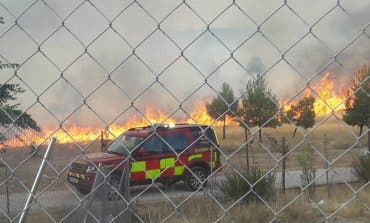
[185,101,237,126]
[2,70,360,148]
[2,102,237,148]
[306,72,346,116]
[282,72,348,116]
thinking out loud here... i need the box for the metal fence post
[101,131,105,152]
[122,156,131,223]
[281,137,288,194]
[83,163,102,223]
[367,119,370,152]
[18,137,56,223]
[1,148,10,220]
[323,134,330,200]
[5,165,10,219]
[210,147,213,195]
[99,165,111,223]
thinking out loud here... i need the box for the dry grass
[320,184,370,219]
[133,183,370,223]
[0,117,368,222]
[1,183,368,223]
[215,116,367,154]
[214,116,368,172]
[134,196,273,223]
[1,117,366,195]
[0,140,102,194]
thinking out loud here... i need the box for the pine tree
[206,82,237,139]
[238,75,280,142]
[0,80,40,144]
[0,19,40,143]
[0,84,41,139]
[286,96,316,136]
[343,65,369,137]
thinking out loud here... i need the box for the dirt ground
[1,116,367,194]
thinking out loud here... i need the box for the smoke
[0,1,369,128]
[247,57,265,76]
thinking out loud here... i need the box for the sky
[0,0,369,130]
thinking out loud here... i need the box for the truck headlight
[86,165,96,173]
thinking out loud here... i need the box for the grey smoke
[0,0,369,128]
[247,56,265,76]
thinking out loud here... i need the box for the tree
[238,75,280,142]
[206,82,237,139]
[238,76,280,170]
[0,18,40,143]
[0,84,41,140]
[343,65,369,137]
[267,135,289,194]
[0,83,40,144]
[297,147,316,200]
[286,96,316,136]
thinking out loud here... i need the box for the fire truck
[67,124,221,196]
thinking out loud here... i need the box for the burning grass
[3,68,362,150]
[1,102,237,148]
[1,116,366,195]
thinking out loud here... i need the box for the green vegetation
[206,82,237,139]
[286,96,316,137]
[219,168,275,203]
[0,83,41,143]
[238,75,281,143]
[343,65,369,136]
[353,154,370,181]
[0,84,41,142]
[296,147,316,199]
[0,19,40,144]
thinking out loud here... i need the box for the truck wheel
[184,166,208,191]
[161,178,177,188]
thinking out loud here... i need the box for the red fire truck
[67,124,221,196]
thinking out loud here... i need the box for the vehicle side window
[141,135,163,154]
[191,127,217,148]
[205,128,217,146]
[164,134,188,152]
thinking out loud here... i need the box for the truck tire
[184,166,208,191]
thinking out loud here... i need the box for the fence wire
[0,0,369,222]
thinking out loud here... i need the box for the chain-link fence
[0,0,369,222]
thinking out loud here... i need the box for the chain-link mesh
[0,0,369,222]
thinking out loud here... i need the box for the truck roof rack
[128,123,176,131]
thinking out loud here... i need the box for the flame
[185,101,237,126]
[306,72,346,116]
[279,100,291,113]
[2,102,237,148]
[282,72,348,116]
[2,69,363,148]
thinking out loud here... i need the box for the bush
[353,155,370,181]
[219,168,275,203]
[296,147,316,199]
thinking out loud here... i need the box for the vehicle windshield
[106,134,143,155]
